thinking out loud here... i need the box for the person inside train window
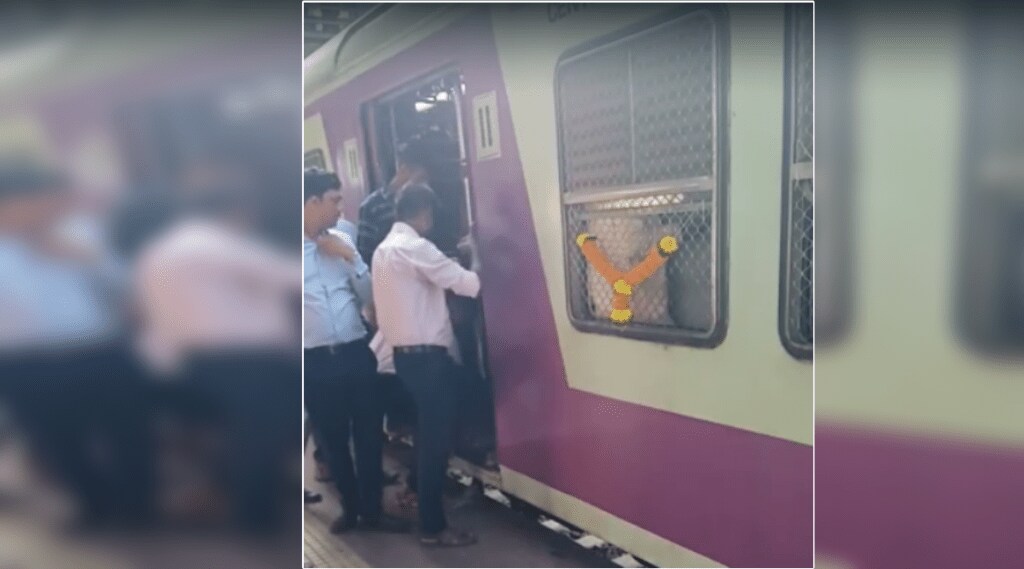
[356,135,431,265]
[303,168,411,535]
[372,183,481,547]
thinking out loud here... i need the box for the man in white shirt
[372,184,480,547]
[135,159,301,533]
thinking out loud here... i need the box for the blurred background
[0,2,300,568]
[815,0,1024,568]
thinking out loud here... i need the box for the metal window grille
[780,4,814,358]
[556,9,724,344]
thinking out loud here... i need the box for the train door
[362,69,497,469]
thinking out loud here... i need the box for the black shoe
[361,513,412,533]
[329,514,359,534]
[304,491,322,505]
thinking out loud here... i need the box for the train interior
[362,70,499,470]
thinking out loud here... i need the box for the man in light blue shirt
[303,168,409,535]
[0,159,154,528]
[304,226,372,347]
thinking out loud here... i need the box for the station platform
[303,445,614,568]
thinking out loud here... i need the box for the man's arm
[323,230,373,307]
[408,239,480,298]
[213,226,300,291]
[356,195,381,264]
[316,232,356,263]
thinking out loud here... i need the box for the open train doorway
[362,69,498,470]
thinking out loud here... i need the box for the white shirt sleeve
[212,225,300,291]
[407,238,481,298]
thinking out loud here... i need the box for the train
[304,4,814,568]
[814,3,1024,569]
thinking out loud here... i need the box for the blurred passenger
[134,158,300,533]
[372,184,481,547]
[303,169,410,535]
[0,158,155,529]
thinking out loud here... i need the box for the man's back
[136,219,298,371]
[372,222,479,349]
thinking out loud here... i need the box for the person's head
[178,157,259,230]
[391,135,431,190]
[395,183,437,236]
[304,168,342,235]
[0,159,69,236]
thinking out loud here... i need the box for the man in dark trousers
[372,184,481,547]
[136,157,301,533]
[0,159,155,530]
[303,168,410,535]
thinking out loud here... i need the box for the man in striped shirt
[356,136,432,265]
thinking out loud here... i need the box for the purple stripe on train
[817,425,1024,569]
[306,11,811,568]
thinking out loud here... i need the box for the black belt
[305,338,365,357]
[394,345,447,355]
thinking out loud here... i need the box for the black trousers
[186,350,300,533]
[394,350,458,534]
[379,372,417,433]
[0,345,155,524]
[304,339,384,522]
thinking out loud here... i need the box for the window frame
[778,3,814,360]
[553,6,730,348]
[954,6,1024,355]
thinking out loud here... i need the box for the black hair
[396,135,433,171]
[304,167,341,202]
[395,183,437,222]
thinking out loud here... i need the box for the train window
[957,6,1024,354]
[779,4,814,359]
[556,8,727,346]
[813,2,854,349]
[304,149,326,170]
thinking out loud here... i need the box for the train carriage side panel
[491,5,812,567]
[815,6,1024,569]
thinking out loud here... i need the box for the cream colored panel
[492,5,812,445]
[815,12,1024,446]
[303,113,332,172]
